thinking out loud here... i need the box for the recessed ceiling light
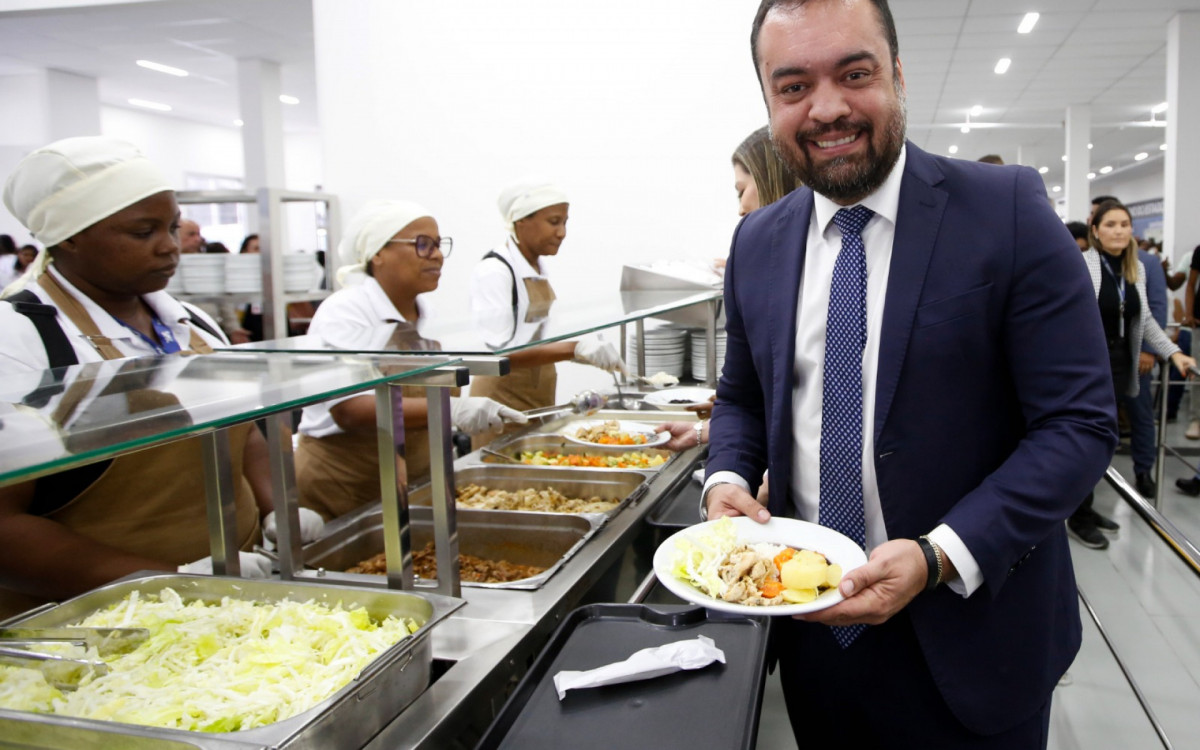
[1087,143,1093,150]
[970,105,983,117]
[1018,12,1040,34]
[234,119,244,127]
[137,59,188,77]
[1038,166,1049,174]
[1152,102,1168,114]
[1134,152,1149,161]
[949,145,959,154]
[128,98,171,112]
[1087,172,1097,180]
[1160,143,1168,151]
[279,94,300,105]
[1099,166,1113,174]
[1052,185,1062,193]
[1061,155,1068,162]
[960,125,970,134]
[994,58,1012,75]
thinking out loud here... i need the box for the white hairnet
[334,199,433,287]
[1,136,172,296]
[497,180,568,236]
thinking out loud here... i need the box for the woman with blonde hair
[1069,199,1195,549]
[731,125,803,217]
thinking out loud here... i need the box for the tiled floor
[754,417,1200,750]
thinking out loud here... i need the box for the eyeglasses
[386,235,453,259]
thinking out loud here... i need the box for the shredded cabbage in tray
[0,587,421,732]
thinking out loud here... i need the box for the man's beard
[773,91,907,205]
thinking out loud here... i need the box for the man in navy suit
[704,0,1117,746]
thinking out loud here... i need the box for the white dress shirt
[706,146,983,597]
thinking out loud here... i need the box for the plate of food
[653,516,868,616]
[642,386,716,409]
[562,419,670,448]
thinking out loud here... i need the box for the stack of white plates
[690,329,727,382]
[178,254,225,294]
[225,254,262,294]
[283,254,317,293]
[628,327,688,378]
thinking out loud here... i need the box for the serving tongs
[0,645,111,690]
[524,389,607,424]
[0,626,149,656]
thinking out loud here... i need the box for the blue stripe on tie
[821,205,874,649]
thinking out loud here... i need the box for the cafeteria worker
[295,200,528,520]
[0,137,281,617]
[468,180,625,419]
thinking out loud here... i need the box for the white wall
[312,0,765,309]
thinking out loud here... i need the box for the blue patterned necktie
[820,205,874,649]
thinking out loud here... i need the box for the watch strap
[916,536,942,592]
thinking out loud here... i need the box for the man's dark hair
[977,154,1004,165]
[751,0,899,81]
[1091,195,1118,207]
[1065,221,1088,241]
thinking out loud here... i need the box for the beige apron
[0,278,259,618]
[471,278,558,449]
[296,383,440,521]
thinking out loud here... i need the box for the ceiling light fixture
[1088,143,1093,150]
[1061,155,1068,162]
[234,119,244,127]
[1134,152,1149,161]
[1160,143,1168,151]
[1087,172,1097,180]
[1038,166,1049,174]
[1099,165,1113,174]
[994,57,1012,75]
[970,105,983,117]
[960,125,971,134]
[949,145,959,154]
[137,59,188,77]
[1052,185,1061,193]
[1018,12,1040,34]
[127,98,172,112]
[1151,102,1168,114]
[279,94,300,105]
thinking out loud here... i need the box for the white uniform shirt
[297,277,417,438]
[0,266,227,374]
[707,147,982,596]
[469,238,550,349]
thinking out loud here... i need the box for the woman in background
[1070,199,1195,549]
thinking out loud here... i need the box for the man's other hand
[706,483,770,523]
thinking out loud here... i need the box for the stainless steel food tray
[410,464,649,519]
[304,505,603,590]
[0,573,463,750]
[477,433,677,474]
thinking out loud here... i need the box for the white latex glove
[449,396,529,435]
[573,336,626,373]
[262,508,326,545]
[178,551,273,578]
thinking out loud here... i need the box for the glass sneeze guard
[225,289,723,356]
[0,351,461,487]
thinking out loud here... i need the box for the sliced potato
[781,587,817,604]
[825,563,843,588]
[780,557,826,590]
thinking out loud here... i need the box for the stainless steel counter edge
[363,439,703,749]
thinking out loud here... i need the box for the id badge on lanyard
[117,314,183,355]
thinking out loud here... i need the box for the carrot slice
[760,580,783,598]
[774,548,796,571]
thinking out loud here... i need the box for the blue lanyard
[1100,258,1127,338]
[114,311,183,355]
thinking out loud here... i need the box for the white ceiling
[0,0,1197,189]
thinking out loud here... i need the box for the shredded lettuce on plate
[671,516,739,598]
[0,587,420,732]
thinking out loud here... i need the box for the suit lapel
[874,145,948,442]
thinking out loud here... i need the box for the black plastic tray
[476,604,769,750]
[645,469,704,531]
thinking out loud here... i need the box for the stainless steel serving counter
[365,412,704,749]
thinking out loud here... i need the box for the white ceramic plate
[643,386,715,408]
[653,516,868,616]
[562,419,670,448]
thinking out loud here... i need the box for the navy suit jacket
[708,143,1118,734]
